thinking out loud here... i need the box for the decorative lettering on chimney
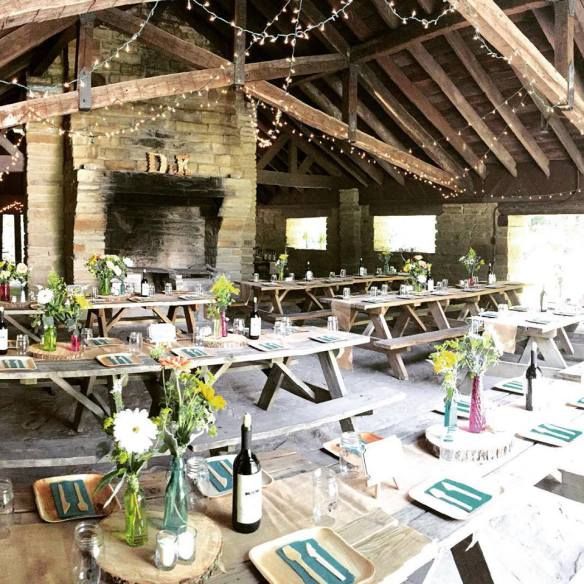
[146,152,190,176]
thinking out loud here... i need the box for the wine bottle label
[250,316,261,337]
[235,472,262,524]
[0,329,7,350]
[141,283,149,296]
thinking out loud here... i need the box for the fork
[208,465,228,489]
[74,483,89,512]
[441,481,483,501]
[282,545,326,584]
[428,487,472,512]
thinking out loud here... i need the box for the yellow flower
[210,394,227,410]
[432,350,458,374]
[74,294,90,310]
[199,383,215,402]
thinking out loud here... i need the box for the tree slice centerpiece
[98,510,222,584]
[203,333,247,349]
[28,342,85,361]
[425,423,515,463]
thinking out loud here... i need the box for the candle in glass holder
[177,528,197,563]
[155,530,177,571]
[70,332,81,352]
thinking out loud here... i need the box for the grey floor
[2,323,584,583]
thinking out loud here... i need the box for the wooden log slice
[203,334,247,349]
[0,300,32,309]
[425,423,515,463]
[28,342,85,361]
[99,510,222,584]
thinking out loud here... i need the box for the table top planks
[238,274,408,291]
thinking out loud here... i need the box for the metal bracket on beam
[78,68,92,111]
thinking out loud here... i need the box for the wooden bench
[374,325,469,381]
[260,308,332,323]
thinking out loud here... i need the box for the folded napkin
[310,335,341,344]
[277,538,355,584]
[50,480,95,519]
[425,478,492,513]
[492,378,524,394]
[530,424,582,443]
[208,459,234,493]
[179,347,208,358]
[484,321,517,354]
[1,358,28,369]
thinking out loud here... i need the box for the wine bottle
[141,269,150,297]
[305,261,313,281]
[358,257,366,277]
[487,262,496,285]
[232,413,262,533]
[540,286,547,312]
[525,342,542,411]
[426,268,434,292]
[249,296,261,340]
[0,307,7,355]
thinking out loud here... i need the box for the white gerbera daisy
[106,261,115,270]
[113,408,157,454]
[113,265,122,277]
[123,257,134,267]
[37,288,54,305]
[15,263,28,275]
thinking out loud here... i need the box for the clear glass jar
[155,530,178,571]
[312,468,338,526]
[177,527,197,564]
[0,478,13,514]
[71,522,103,584]
[339,431,364,476]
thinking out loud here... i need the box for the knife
[58,484,71,515]
[441,480,483,501]
[306,542,346,581]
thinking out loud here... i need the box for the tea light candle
[155,530,177,571]
[177,528,197,563]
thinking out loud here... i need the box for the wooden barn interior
[0,0,584,582]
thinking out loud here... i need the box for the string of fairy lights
[0,0,579,202]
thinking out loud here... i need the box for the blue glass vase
[162,456,189,533]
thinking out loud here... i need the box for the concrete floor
[2,323,584,583]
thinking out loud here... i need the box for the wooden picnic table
[4,376,584,583]
[84,293,215,336]
[238,274,408,320]
[322,282,525,378]
[157,327,383,434]
[477,308,584,369]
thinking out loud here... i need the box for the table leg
[144,373,164,417]
[73,377,97,432]
[451,535,494,584]
[428,301,450,330]
[167,305,178,323]
[391,308,411,337]
[97,309,108,337]
[318,350,355,432]
[371,312,409,380]
[520,336,567,369]
[334,304,358,370]
[257,357,290,410]
[49,375,106,426]
[183,305,196,335]
[556,327,575,356]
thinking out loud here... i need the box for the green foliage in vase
[458,247,485,277]
[457,332,501,376]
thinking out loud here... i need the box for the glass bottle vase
[124,478,148,547]
[42,324,57,352]
[443,397,458,431]
[220,311,228,337]
[163,456,189,534]
[469,375,487,433]
[98,277,111,296]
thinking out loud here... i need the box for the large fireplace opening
[103,172,224,271]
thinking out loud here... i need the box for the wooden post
[76,13,95,111]
[233,0,246,88]
[554,0,575,108]
[342,63,359,142]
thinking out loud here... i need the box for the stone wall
[26,6,257,285]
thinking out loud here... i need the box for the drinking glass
[497,303,509,312]
[399,284,408,296]
[376,267,382,275]
[253,273,260,282]
[177,527,197,564]
[233,318,246,335]
[435,281,443,291]
[289,273,295,281]
[312,468,338,526]
[194,283,204,297]
[270,274,278,282]
[342,287,351,299]
[71,522,103,584]
[155,530,178,571]
[339,432,364,476]
[81,328,93,348]
[16,334,29,356]
[273,319,284,337]
[128,331,143,353]
[186,456,209,489]
[0,479,13,514]
[329,271,336,278]
[193,321,212,346]
[149,283,156,296]
[125,282,135,296]
[381,284,389,295]
[164,282,173,295]
[327,316,339,332]
[91,287,98,300]
[442,279,449,289]
[339,269,347,278]
[282,317,293,336]
[368,286,378,297]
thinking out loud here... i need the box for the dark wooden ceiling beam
[377,56,486,178]
[554,0,575,81]
[418,0,437,15]
[449,0,584,133]
[369,0,400,29]
[257,169,355,189]
[0,0,162,30]
[445,31,550,176]
[76,13,94,111]
[351,0,548,63]
[257,133,289,169]
[409,42,517,176]
[30,23,77,77]
[342,63,359,142]
[233,0,246,88]
[0,17,76,70]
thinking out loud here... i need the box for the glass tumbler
[81,328,93,348]
[368,286,378,297]
[0,479,13,514]
[164,282,173,295]
[327,316,339,332]
[339,432,364,476]
[339,269,347,278]
[342,287,351,299]
[312,468,338,527]
[16,334,29,355]
[232,318,246,336]
[128,331,143,353]
[155,530,178,571]
[381,284,389,295]
[71,522,103,584]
